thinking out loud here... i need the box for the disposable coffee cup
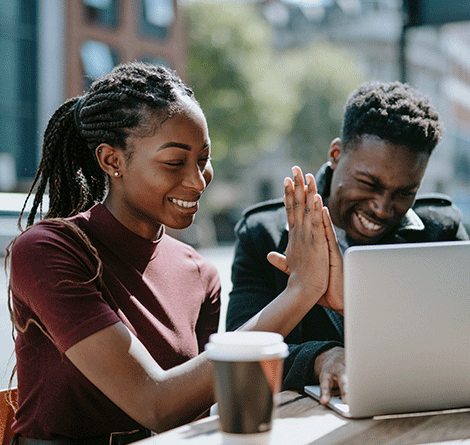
[205,331,288,445]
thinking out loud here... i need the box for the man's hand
[316,218,344,315]
[267,166,344,315]
[313,346,347,405]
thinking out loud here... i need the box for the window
[80,40,119,88]
[141,0,175,40]
[83,0,118,28]
[0,0,38,184]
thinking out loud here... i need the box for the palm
[268,205,344,315]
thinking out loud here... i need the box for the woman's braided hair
[5,63,198,391]
[341,81,442,154]
[21,61,196,228]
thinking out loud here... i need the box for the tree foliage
[182,1,364,179]
[282,43,364,171]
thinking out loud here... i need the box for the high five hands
[267,166,344,315]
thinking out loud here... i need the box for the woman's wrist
[283,278,322,317]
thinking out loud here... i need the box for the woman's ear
[95,144,122,178]
[328,138,343,170]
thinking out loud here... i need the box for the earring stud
[114,171,119,177]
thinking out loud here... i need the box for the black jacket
[226,163,469,391]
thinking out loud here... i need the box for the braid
[21,98,106,228]
[8,61,199,389]
[79,63,195,149]
[21,61,195,228]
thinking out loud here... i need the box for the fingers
[339,374,348,404]
[292,166,306,225]
[284,167,321,231]
[316,347,347,405]
[319,375,348,405]
[284,177,295,229]
[319,374,331,405]
[319,369,347,405]
[282,166,331,304]
[321,206,344,315]
[312,193,324,230]
[305,172,318,196]
[267,252,290,275]
[305,174,314,219]
[323,207,343,266]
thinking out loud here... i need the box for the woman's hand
[268,166,344,315]
[267,166,330,305]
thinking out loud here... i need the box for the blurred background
[1,0,470,247]
[1,0,470,386]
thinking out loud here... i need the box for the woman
[7,62,342,443]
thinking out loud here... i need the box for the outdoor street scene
[2,0,470,444]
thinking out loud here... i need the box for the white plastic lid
[205,331,288,361]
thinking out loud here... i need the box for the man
[226,81,469,403]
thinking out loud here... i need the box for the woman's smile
[168,197,199,209]
[104,95,213,239]
[168,197,200,216]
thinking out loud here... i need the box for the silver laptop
[305,240,470,419]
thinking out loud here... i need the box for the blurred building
[250,0,470,224]
[0,0,185,192]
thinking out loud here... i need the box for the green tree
[182,1,364,180]
[183,2,271,180]
[282,43,363,171]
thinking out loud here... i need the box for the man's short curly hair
[341,81,442,155]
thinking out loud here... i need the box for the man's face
[327,135,430,244]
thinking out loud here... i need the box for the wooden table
[142,391,470,445]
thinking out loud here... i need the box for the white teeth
[169,198,197,208]
[357,213,382,231]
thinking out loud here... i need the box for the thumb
[267,251,290,275]
[323,207,343,266]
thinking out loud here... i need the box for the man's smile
[357,212,383,232]
[352,211,389,239]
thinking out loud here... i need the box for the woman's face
[108,96,213,240]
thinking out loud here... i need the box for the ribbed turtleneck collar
[83,203,163,263]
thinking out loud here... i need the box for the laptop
[305,240,470,419]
